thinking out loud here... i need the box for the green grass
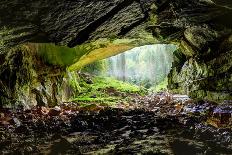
[92,76,146,94]
[73,96,119,106]
[149,78,168,93]
[73,76,147,106]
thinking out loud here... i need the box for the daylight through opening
[83,44,177,91]
[106,44,177,89]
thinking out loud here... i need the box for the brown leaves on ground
[0,92,231,129]
[0,102,107,127]
[0,113,11,126]
[207,111,232,128]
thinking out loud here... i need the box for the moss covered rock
[0,45,70,108]
[1,0,232,104]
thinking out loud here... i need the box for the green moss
[73,75,147,106]
[0,26,11,53]
[81,60,108,75]
[66,72,81,96]
[180,40,196,57]
[28,37,157,72]
[31,39,116,67]
[149,78,168,92]
[68,43,133,71]
[73,96,119,106]
[35,43,89,66]
[92,76,146,94]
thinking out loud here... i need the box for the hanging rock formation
[0,0,232,106]
[0,0,155,47]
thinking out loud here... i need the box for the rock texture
[0,45,76,108]
[0,0,232,103]
[0,0,154,47]
[151,0,232,101]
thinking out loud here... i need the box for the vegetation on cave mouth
[71,45,175,106]
[1,0,232,154]
[0,44,232,154]
[0,78,232,154]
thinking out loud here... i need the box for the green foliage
[73,96,119,106]
[67,72,82,96]
[93,76,146,94]
[149,78,168,93]
[0,39,6,53]
[81,60,108,75]
[73,76,147,105]
[106,44,176,88]
[37,43,88,66]
[0,26,10,54]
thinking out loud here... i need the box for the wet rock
[1,100,232,154]
[48,106,61,116]
[170,139,207,155]
[10,117,21,127]
[15,125,29,133]
[24,146,33,153]
[49,137,71,155]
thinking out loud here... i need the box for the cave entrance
[78,44,178,106]
[105,44,177,90]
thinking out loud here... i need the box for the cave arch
[0,0,232,106]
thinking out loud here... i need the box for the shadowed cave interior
[0,0,232,154]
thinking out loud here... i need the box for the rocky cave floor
[0,93,232,155]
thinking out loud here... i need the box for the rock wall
[0,45,75,108]
[0,0,155,47]
[151,0,232,101]
[1,0,232,103]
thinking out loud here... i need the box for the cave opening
[0,42,231,155]
[105,44,177,89]
[82,44,177,92]
[1,0,232,154]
